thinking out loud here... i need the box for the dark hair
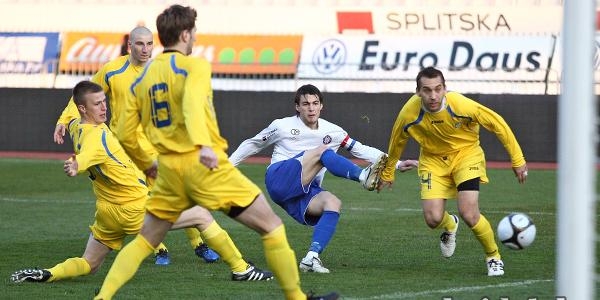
[294,84,323,105]
[416,66,445,90]
[156,4,197,48]
[73,80,103,106]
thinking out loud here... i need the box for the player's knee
[458,211,479,227]
[323,196,342,211]
[306,145,328,158]
[189,206,215,225]
[423,213,443,229]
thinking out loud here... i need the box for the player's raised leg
[304,146,387,191]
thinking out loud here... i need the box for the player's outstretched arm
[513,164,528,184]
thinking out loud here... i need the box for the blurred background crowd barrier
[0,0,577,94]
[0,1,582,161]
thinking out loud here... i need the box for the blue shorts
[265,154,323,226]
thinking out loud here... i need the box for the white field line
[344,279,554,300]
[0,196,91,204]
[346,207,556,216]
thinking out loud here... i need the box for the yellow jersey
[119,51,228,163]
[68,118,148,205]
[383,91,526,182]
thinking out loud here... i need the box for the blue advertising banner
[0,32,60,74]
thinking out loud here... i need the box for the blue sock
[320,149,362,181]
[309,211,340,254]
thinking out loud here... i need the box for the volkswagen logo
[312,39,346,74]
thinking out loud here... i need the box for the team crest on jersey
[322,135,332,144]
[290,129,300,135]
[454,122,462,128]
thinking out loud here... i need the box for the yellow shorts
[418,145,489,200]
[147,149,261,223]
[89,198,145,250]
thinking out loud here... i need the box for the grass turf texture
[0,158,564,299]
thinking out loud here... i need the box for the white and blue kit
[230,115,383,225]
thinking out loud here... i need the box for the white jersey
[229,115,384,184]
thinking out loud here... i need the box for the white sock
[358,168,368,183]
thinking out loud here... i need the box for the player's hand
[54,123,66,144]
[64,155,78,177]
[376,180,393,193]
[513,164,528,184]
[397,159,419,172]
[199,146,218,170]
[145,161,158,179]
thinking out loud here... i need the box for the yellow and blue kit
[68,118,148,249]
[120,51,259,222]
[382,91,526,198]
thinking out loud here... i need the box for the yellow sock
[471,214,501,259]
[154,242,168,255]
[184,228,204,249]
[46,257,91,282]
[262,225,305,300]
[94,235,154,300]
[201,221,246,272]
[435,211,458,232]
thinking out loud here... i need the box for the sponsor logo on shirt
[261,128,278,141]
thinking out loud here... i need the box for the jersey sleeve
[183,59,213,148]
[475,104,526,167]
[229,120,279,166]
[339,134,385,164]
[382,105,412,182]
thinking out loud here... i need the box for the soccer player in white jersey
[230,84,418,273]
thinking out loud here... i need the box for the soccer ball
[496,213,536,250]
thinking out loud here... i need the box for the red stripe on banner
[336,11,374,34]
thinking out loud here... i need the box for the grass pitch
[0,158,563,299]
